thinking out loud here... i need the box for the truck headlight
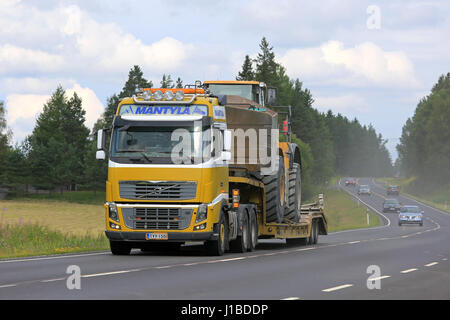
[195,204,208,223]
[108,203,119,222]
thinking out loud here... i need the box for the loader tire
[262,156,285,223]
[285,163,301,222]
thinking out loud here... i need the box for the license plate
[145,232,168,240]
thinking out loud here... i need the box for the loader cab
[204,81,277,108]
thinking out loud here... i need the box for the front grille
[122,207,193,230]
[119,181,197,200]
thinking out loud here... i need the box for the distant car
[398,206,423,226]
[345,178,356,186]
[358,185,371,196]
[382,198,401,213]
[387,185,400,196]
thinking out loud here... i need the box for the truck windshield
[110,124,212,164]
[207,84,253,101]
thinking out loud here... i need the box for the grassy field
[377,177,450,214]
[0,186,381,259]
[321,188,381,232]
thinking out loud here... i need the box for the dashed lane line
[322,284,354,292]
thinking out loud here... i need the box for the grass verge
[0,222,108,259]
[322,188,381,232]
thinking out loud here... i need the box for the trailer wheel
[262,155,285,223]
[312,220,319,244]
[285,163,301,222]
[205,212,227,256]
[248,208,258,252]
[110,241,131,255]
[230,209,249,253]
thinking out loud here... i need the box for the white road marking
[0,284,17,289]
[217,257,246,262]
[401,268,418,274]
[40,278,65,283]
[0,252,109,264]
[322,284,353,292]
[82,269,141,277]
[281,297,300,300]
[370,275,391,281]
[347,241,360,244]
[425,262,438,267]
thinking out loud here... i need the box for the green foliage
[28,86,90,192]
[397,72,450,189]
[236,55,255,81]
[160,74,174,88]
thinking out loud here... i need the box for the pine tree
[119,65,152,98]
[176,77,183,89]
[254,37,278,86]
[160,74,174,88]
[28,86,90,192]
[236,55,255,81]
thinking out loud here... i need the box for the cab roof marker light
[175,90,185,101]
[153,90,163,101]
[164,90,174,101]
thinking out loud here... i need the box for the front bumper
[399,219,422,224]
[105,230,218,242]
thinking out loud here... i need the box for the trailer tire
[230,209,249,253]
[312,220,319,244]
[285,163,301,222]
[248,208,258,252]
[110,240,131,255]
[262,156,285,223]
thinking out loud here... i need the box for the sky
[1,0,449,160]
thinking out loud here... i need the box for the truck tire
[230,209,249,253]
[205,212,227,256]
[248,208,258,252]
[285,163,301,222]
[110,240,131,255]
[262,155,286,223]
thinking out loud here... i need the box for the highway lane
[0,177,449,300]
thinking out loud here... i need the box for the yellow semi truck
[96,80,327,255]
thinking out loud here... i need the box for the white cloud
[279,41,420,88]
[0,44,65,75]
[0,2,194,77]
[5,84,104,143]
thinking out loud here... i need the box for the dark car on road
[345,178,356,186]
[398,205,423,226]
[382,198,401,213]
[358,185,371,196]
[387,185,400,196]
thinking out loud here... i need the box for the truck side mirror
[96,150,106,160]
[223,129,232,152]
[96,129,107,160]
[266,87,277,106]
[221,151,231,162]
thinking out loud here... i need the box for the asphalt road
[1,177,449,300]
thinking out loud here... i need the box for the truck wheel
[205,212,227,256]
[230,210,249,253]
[110,241,131,255]
[285,163,301,222]
[248,208,258,252]
[262,155,285,223]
